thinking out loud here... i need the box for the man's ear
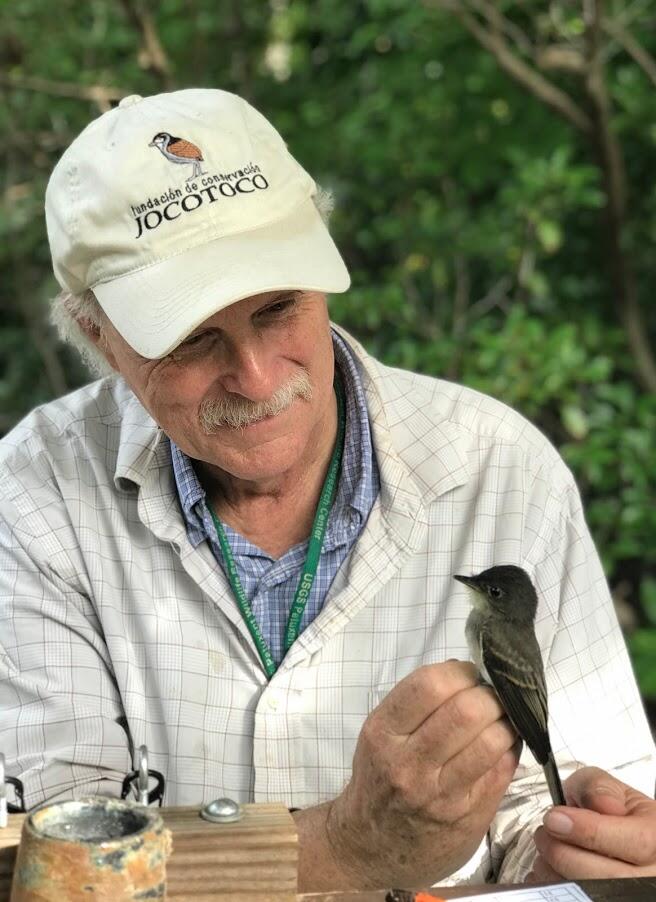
[78,317,120,372]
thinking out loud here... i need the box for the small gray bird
[454,564,565,806]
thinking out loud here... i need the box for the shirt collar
[330,323,470,506]
[323,330,378,549]
[170,441,207,546]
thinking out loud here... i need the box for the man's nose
[218,338,280,401]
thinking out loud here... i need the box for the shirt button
[267,695,279,711]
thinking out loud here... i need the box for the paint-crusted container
[9,797,172,901]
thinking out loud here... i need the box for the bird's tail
[543,753,566,806]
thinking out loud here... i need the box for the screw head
[200,797,243,824]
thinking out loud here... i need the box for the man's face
[97,290,336,484]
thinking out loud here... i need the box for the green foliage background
[1,1,655,707]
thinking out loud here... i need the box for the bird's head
[149,132,171,150]
[454,564,538,620]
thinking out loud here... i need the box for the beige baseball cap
[45,88,350,358]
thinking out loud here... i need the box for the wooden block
[0,813,24,902]
[0,803,298,901]
[162,803,297,900]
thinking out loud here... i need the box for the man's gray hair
[50,288,114,377]
[50,188,336,377]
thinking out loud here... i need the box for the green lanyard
[209,374,346,678]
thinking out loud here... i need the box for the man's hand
[528,766,656,882]
[321,660,519,890]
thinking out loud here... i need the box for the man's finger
[438,716,518,792]
[374,660,478,735]
[410,683,509,764]
[534,825,635,879]
[542,804,656,867]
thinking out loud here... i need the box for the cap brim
[93,197,350,358]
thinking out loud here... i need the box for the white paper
[447,883,593,902]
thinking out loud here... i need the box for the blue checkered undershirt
[170,330,380,667]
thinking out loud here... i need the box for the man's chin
[203,436,307,485]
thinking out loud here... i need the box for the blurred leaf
[536,220,563,254]
[561,405,589,440]
[640,578,656,627]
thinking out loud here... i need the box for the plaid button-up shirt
[1,325,654,885]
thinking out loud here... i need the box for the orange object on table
[386,891,447,902]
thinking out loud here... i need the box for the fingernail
[544,811,573,835]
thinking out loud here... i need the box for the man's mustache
[198,370,313,432]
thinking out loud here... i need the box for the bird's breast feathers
[167,139,204,161]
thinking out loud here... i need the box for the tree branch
[469,0,533,56]
[583,0,656,391]
[431,0,593,134]
[437,0,656,390]
[117,0,173,87]
[445,277,512,380]
[602,15,656,88]
[0,73,127,111]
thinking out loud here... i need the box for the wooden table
[299,879,656,901]
[3,805,656,900]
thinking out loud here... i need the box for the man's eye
[259,296,298,317]
[185,332,208,346]
[171,331,214,359]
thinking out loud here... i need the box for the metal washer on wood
[200,797,243,823]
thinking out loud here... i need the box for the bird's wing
[167,139,204,161]
[479,625,551,764]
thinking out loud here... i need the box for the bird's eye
[488,585,503,598]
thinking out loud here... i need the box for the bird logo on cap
[148,132,207,181]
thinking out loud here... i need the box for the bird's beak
[148,141,156,146]
[454,574,480,591]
